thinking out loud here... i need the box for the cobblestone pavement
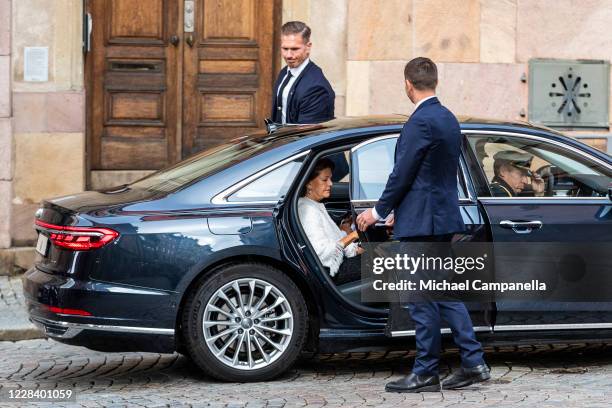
[0,339,611,407]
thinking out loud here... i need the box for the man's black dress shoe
[385,373,441,393]
[442,364,491,389]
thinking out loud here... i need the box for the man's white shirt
[413,95,436,110]
[370,94,436,221]
[278,58,311,124]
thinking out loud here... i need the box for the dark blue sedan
[23,116,612,382]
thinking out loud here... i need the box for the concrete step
[0,247,35,276]
[0,275,45,341]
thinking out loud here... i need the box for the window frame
[211,150,311,205]
[350,134,399,203]
[464,130,612,201]
[349,133,475,206]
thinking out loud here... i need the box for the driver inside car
[490,150,546,197]
[298,157,365,285]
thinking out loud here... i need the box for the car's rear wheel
[182,262,308,382]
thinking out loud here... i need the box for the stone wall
[9,0,85,246]
[284,0,612,152]
[0,0,13,249]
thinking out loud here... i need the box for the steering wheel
[535,164,555,196]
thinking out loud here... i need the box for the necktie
[276,71,293,122]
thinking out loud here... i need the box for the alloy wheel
[203,278,294,370]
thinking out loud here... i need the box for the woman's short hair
[301,157,335,196]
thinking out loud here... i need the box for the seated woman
[298,158,364,285]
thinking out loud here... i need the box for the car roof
[242,115,610,163]
[169,114,609,203]
[264,114,566,138]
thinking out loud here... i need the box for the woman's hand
[356,246,365,255]
[339,230,359,248]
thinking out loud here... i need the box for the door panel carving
[202,0,255,42]
[200,93,255,123]
[107,92,165,123]
[108,0,167,44]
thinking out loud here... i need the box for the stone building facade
[2,1,86,271]
[1,0,612,267]
[288,0,612,149]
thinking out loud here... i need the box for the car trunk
[33,187,163,275]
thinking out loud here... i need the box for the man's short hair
[404,57,438,90]
[281,21,311,43]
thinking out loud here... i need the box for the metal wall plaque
[529,59,610,128]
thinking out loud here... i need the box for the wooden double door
[87,0,278,186]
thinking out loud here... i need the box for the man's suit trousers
[399,235,485,375]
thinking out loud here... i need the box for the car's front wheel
[182,262,308,382]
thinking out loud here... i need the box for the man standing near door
[356,57,490,393]
[271,21,335,125]
[272,21,347,180]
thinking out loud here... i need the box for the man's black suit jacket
[271,60,335,124]
[374,97,466,238]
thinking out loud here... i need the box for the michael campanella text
[372,279,547,292]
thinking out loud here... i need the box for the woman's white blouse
[298,197,358,277]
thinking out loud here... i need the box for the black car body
[23,116,612,381]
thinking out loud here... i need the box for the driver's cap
[493,150,534,176]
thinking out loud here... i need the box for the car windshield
[130,134,300,193]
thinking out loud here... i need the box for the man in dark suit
[356,57,490,393]
[272,21,346,180]
[271,21,335,125]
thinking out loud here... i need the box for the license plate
[36,234,49,256]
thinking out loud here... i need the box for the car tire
[181,262,308,382]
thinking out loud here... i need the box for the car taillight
[35,220,119,251]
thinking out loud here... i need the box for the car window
[467,135,612,197]
[352,138,397,200]
[351,136,467,200]
[227,158,305,202]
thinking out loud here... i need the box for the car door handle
[499,220,543,234]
